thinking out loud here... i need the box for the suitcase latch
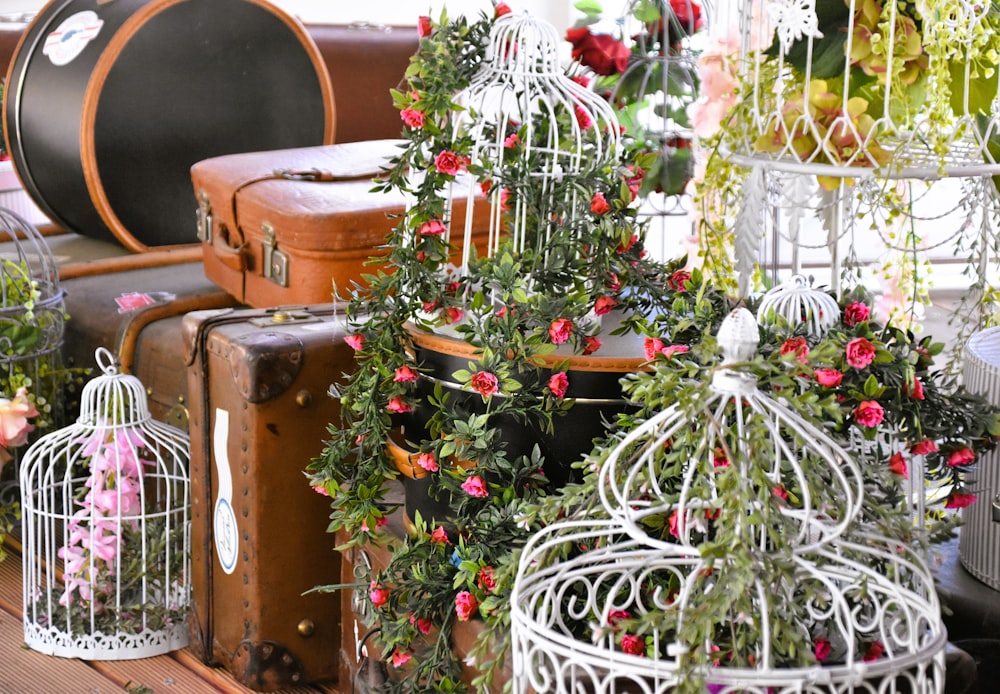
[262,223,289,288]
[196,190,213,243]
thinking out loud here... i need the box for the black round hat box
[3,0,334,251]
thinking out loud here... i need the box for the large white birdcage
[447,11,623,275]
[510,308,946,693]
[19,348,190,659]
[700,0,1000,313]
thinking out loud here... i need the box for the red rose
[582,335,602,355]
[946,492,977,509]
[667,270,691,292]
[889,452,908,478]
[616,234,638,254]
[566,27,629,76]
[590,191,610,215]
[434,150,466,175]
[905,376,925,400]
[669,0,704,38]
[393,365,419,382]
[549,318,574,344]
[391,651,411,668]
[574,104,594,129]
[417,16,433,38]
[594,295,617,315]
[910,439,938,456]
[772,484,788,501]
[853,400,885,428]
[620,633,645,656]
[430,526,449,544]
[863,641,885,662]
[548,371,569,399]
[444,306,464,324]
[668,509,683,538]
[842,301,871,326]
[478,566,497,592]
[470,371,499,398]
[409,614,433,634]
[461,475,489,497]
[400,108,425,129]
[814,368,843,387]
[780,337,809,364]
[494,2,512,17]
[454,590,478,621]
[845,337,876,369]
[387,395,412,414]
[345,334,364,350]
[947,447,976,467]
[369,581,389,608]
[814,637,831,662]
[569,73,591,88]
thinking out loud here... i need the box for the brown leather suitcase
[191,139,491,308]
[183,304,351,690]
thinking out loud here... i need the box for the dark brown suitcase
[183,304,351,690]
[191,139,493,308]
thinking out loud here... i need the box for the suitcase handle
[212,228,248,271]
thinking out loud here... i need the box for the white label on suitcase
[213,408,239,575]
[43,11,104,66]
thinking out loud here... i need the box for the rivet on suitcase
[183,304,352,690]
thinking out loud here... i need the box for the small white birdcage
[19,348,190,659]
[511,308,946,693]
[756,274,841,338]
[0,208,69,473]
[448,11,623,274]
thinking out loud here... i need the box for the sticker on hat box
[43,11,104,66]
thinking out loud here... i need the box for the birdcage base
[23,620,188,660]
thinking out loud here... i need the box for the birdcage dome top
[0,208,65,359]
[511,309,946,693]
[76,348,154,428]
[757,275,841,339]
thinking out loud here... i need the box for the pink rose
[772,484,788,501]
[620,633,645,656]
[461,475,489,497]
[548,372,569,399]
[845,337,876,369]
[418,219,447,236]
[0,388,37,452]
[947,447,976,467]
[391,651,411,668]
[417,16,433,38]
[591,191,610,215]
[574,104,594,129]
[853,400,884,428]
[345,334,364,350]
[594,295,617,316]
[814,637,831,662]
[503,132,520,149]
[494,2,512,17]
[644,337,665,360]
[910,439,938,456]
[814,368,843,387]
[430,526,449,544]
[668,509,683,538]
[311,483,329,497]
[434,150,466,176]
[780,337,809,364]
[393,365,419,383]
[387,396,412,414]
[417,452,439,472]
[400,108,425,129]
[455,590,478,621]
[581,335,602,355]
[369,581,389,608]
[946,493,977,509]
[843,301,871,326]
[889,452,908,479]
[549,318,574,345]
[444,306,464,324]
[470,371,499,398]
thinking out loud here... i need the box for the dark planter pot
[395,323,648,525]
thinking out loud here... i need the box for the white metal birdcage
[445,11,623,275]
[757,274,841,338]
[19,348,190,659]
[703,0,1000,304]
[510,308,946,693]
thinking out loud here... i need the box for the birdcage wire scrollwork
[510,308,946,693]
[447,11,624,280]
[19,348,190,659]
